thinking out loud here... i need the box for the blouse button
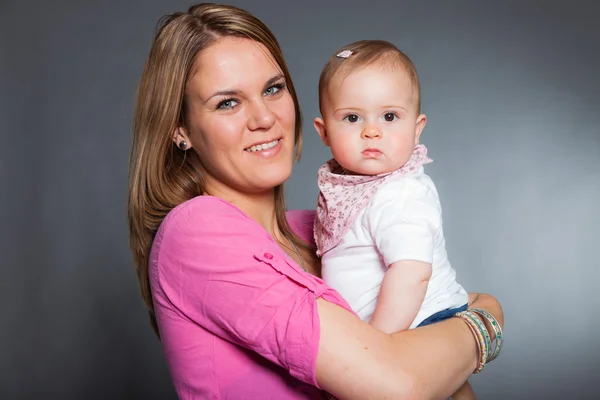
[264,252,274,260]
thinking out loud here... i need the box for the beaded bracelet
[455,310,488,373]
[470,307,503,362]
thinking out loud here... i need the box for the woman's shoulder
[153,196,262,256]
[168,194,246,220]
[157,197,317,245]
[286,209,316,244]
[156,196,316,249]
[159,196,252,234]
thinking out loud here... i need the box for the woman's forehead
[189,37,282,97]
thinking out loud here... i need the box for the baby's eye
[383,112,397,122]
[344,114,360,123]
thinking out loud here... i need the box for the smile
[245,139,281,152]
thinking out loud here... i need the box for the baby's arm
[366,178,442,334]
[369,260,432,333]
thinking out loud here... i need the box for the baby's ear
[313,117,330,146]
[414,114,427,144]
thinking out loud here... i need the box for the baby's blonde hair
[318,40,421,114]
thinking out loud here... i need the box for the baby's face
[315,64,426,175]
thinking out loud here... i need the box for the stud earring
[178,140,187,150]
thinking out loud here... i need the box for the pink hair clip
[336,50,353,58]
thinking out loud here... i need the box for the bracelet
[455,311,487,373]
[470,308,503,362]
[463,310,492,361]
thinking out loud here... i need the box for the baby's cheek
[331,141,357,169]
[390,138,418,167]
[392,133,417,150]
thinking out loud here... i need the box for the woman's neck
[235,191,278,237]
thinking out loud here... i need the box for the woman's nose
[247,99,276,131]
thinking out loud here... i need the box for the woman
[128,3,503,399]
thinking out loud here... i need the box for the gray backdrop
[2,0,599,398]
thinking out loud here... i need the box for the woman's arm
[315,293,502,400]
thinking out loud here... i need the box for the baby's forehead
[330,56,414,86]
[326,62,416,96]
[320,63,418,112]
[350,60,410,78]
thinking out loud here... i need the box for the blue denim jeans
[417,303,468,327]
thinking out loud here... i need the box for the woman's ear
[314,117,330,146]
[172,126,192,150]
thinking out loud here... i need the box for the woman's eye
[344,114,360,123]
[383,112,397,122]
[216,99,239,110]
[264,83,284,96]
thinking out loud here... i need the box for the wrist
[468,293,504,328]
[454,307,504,374]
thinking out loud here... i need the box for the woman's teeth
[246,139,279,152]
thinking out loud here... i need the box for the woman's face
[178,37,296,197]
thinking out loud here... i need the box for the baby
[314,40,474,399]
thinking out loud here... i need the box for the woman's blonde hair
[128,3,309,336]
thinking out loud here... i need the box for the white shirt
[321,167,468,329]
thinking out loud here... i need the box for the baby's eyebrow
[333,107,362,113]
[381,105,408,111]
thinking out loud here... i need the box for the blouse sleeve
[365,179,442,267]
[151,197,323,387]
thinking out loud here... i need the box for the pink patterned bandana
[314,144,433,256]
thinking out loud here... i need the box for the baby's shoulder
[376,172,437,201]
[364,173,442,226]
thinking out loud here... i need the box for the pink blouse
[149,196,354,399]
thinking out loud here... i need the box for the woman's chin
[246,166,292,193]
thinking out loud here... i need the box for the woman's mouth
[245,138,281,152]
[244,138,283,159]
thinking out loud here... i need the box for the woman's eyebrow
[204,74,285,104]
[263,74,285,89]
[205,88,241,103]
